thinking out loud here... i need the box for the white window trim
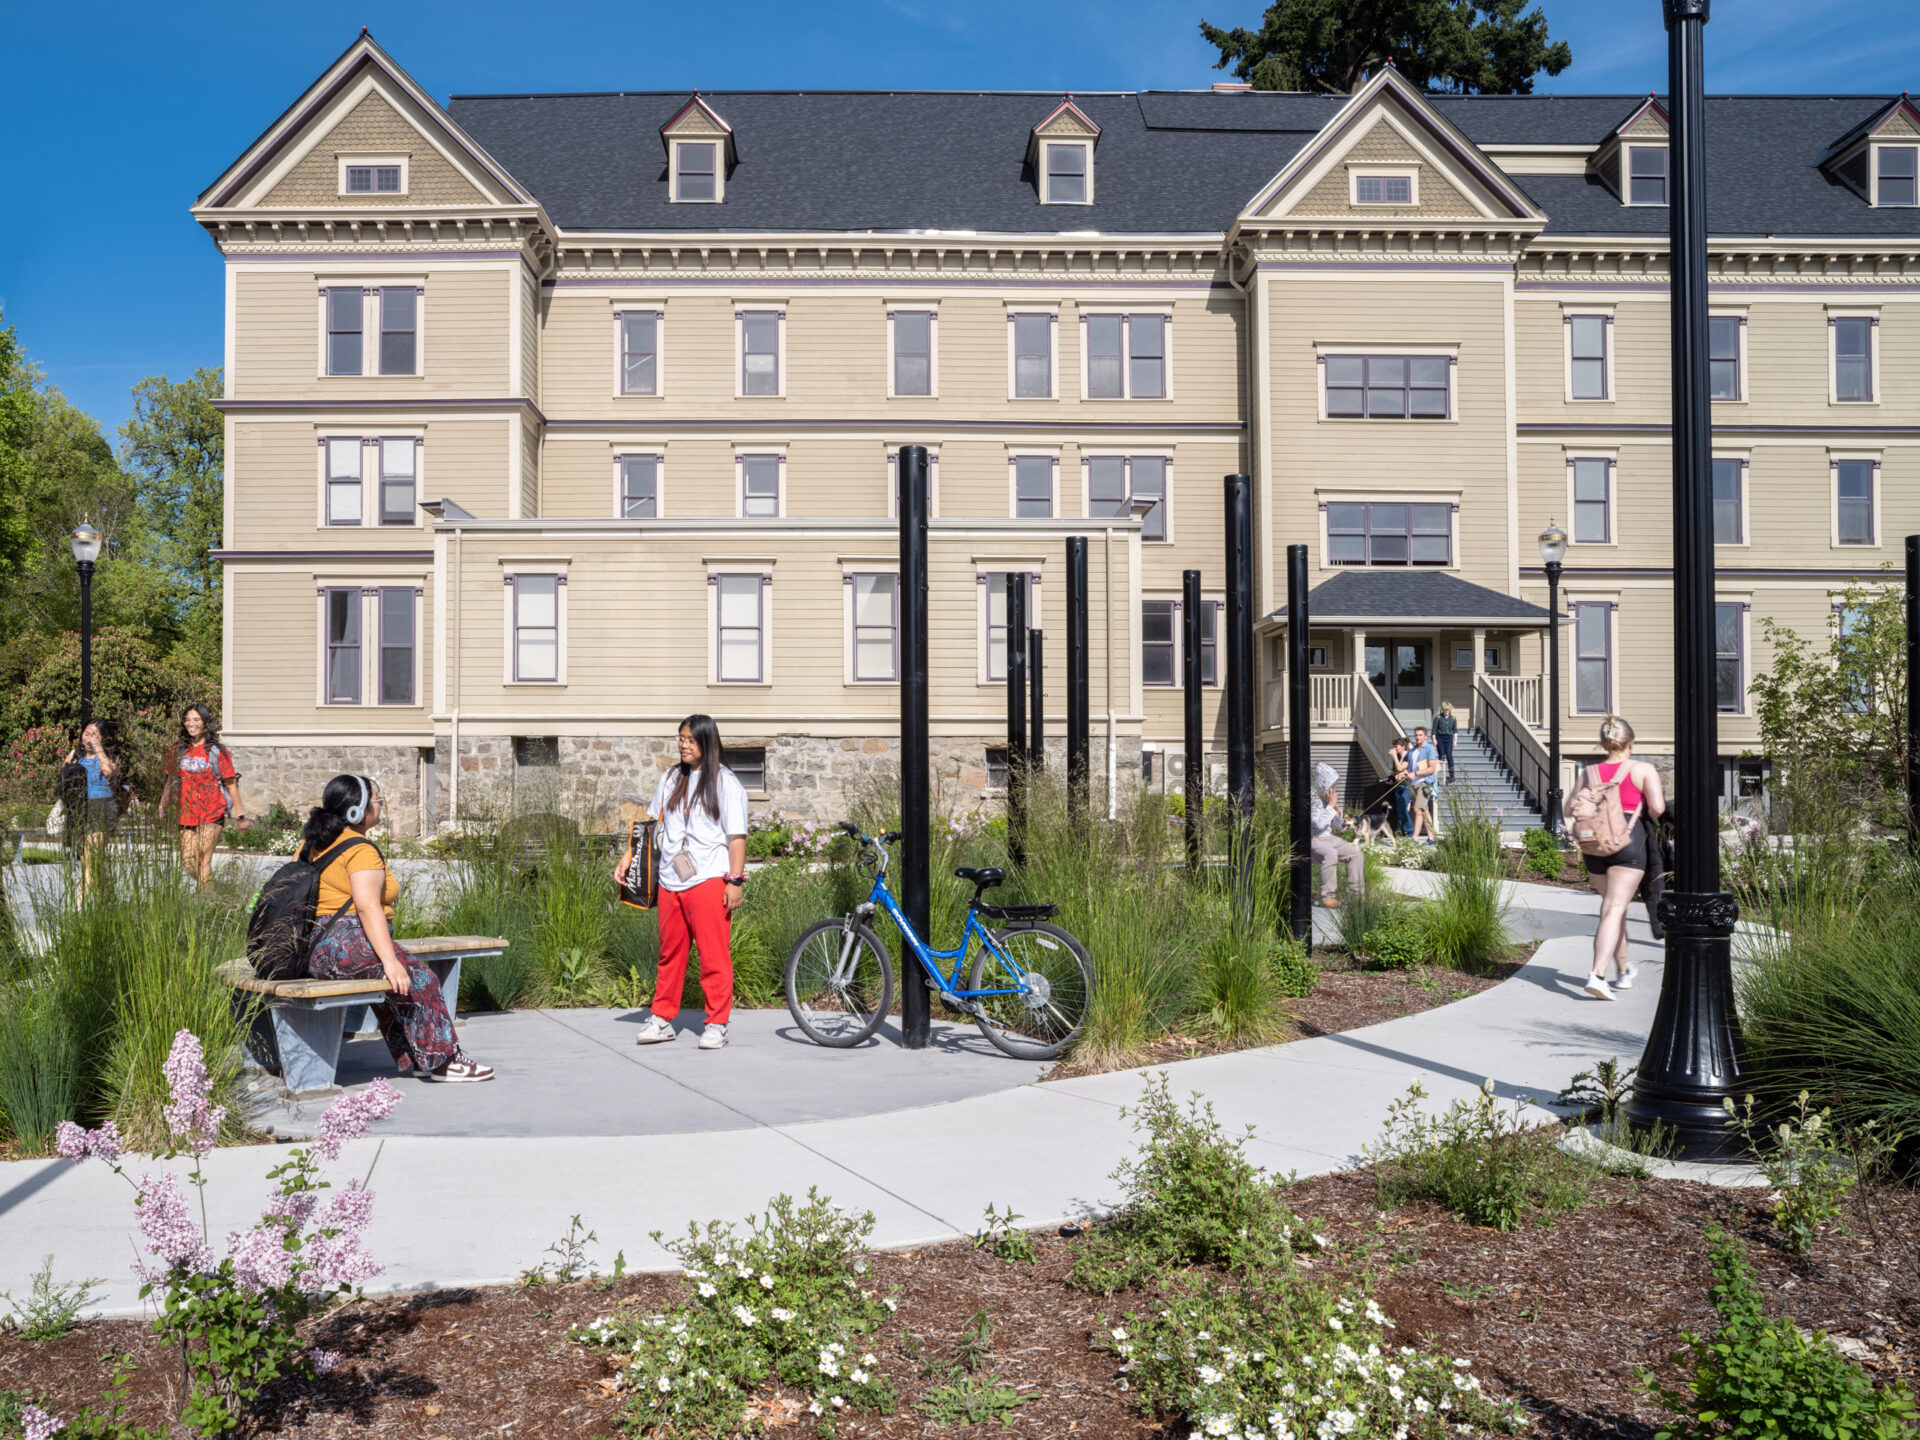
[500,560,571,687]
[1316,497,1462,571]
[1715,596,1753,717]
[1709,309,1748,404]
[612,450,666,519]
[337,155,409,197]
[1080,450,1175,541]
[734,449,788,519]
[1870,141,1920,208]
[841,564,903,687]
[1007,450,1061,520]
[315,284,425,379]
[669,138,724,204]
[316,433,425,529]
[975,568,1045,686]
[1314,349,1460,423]
[1449,643,1506,673]
[612,302,668,399]
[1567,595,1620,716]
[706,563,774,687]
[1562,308,1615,404]
[1348,164,1420,206]
[312,578,427,708]
[1565,452,1619,548]
[1829,451,1883,549]
[1040,140,1093,205]
[1712,451,1750,549]
[1006,307,1059,401]
[885,446,941,520]
[735,306,787,399]
[1621,142,1670,206]
[886,305,939,399]
[1077,309,1175,401]
[1141,593,1223,689]
[1827,308,1881,405]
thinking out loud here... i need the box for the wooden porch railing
[1264,671,1356,730]
[1474,673,1554,816]
[1486,674,1545,729]
[1351,673,1402,777]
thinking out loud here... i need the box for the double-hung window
[1571,458,1612,544]
[1712,458,1744,544]
[379,588,416,705]
[1326,502,1452,566]
[1715,602,1744,714]
[1085,314,1168,399]
[1568,316,1610,400]
[326,439,363,526]
[1323,355,1449,419]
[323,589,361,704]
[1834,317,1875,402]
[1877,146,1918,206]
[512,576,560,683]
[849,574,899,682]
[379,288,417,375]
[674,142,718,202]
[621,455,659,518]
[1836,460,1876,545]
[740,310,781,396]
[1709,316,1742,400]
[1087,455,1168,540]
[620,311,660,396]
[1011,314,1052,398]
[741,455,781,517]
[1014,456,1054,518]
[714,575,765,683]
[1043,142,1089,203]
[378,439,416,526]
[1836,605,1873,713]
[984,573,1038,682]
[325,288,363,376]
[1627,145,1668,205]
[1573,602,1612,713]
[1142,601,1176,686]
[892,310,933,397]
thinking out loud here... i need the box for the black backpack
[246,836,375,981]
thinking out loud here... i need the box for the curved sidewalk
[0,875,1704,1315]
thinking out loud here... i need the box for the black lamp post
[70,519,103,728]
[1538,520,1568,834]
[1622,0,1748,1159]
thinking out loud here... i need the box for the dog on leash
[1351,810,1396,847]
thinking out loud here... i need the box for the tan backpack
[1567,764,1635,857]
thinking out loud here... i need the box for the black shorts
[1583,815,1650,876]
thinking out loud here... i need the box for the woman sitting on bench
[302,774,494,1083]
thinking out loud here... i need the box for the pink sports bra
[1594,760,1643,814]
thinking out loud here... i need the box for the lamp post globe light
[70,519,103,729]
[1538,519,1568,834]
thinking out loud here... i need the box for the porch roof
[1269,571,1557,628]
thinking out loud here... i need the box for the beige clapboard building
[194,35,1920,832]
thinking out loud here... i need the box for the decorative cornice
[547,236,1230,279]
[214,397,549,422]
[212,549,435,562]
[201,212,554,273]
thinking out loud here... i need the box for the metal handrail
[1473,674,1553,813]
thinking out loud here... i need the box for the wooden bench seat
[221,935,509,1095]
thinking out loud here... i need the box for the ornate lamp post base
[1622,892,1746,1158]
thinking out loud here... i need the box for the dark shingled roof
[443,87,1920,240]
[1270,571,1554,625]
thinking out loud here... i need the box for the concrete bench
[220,935,508,1095]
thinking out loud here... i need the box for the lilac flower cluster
[21,1405,64,1440]
[134,1172,215,1276]
[314,1077,400,1160]
[160,1029,227,1156]
[54,1118,122,1165]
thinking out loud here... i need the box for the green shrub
[1361,913,1425,971]
[0,1255,100,1341]
[1643,1225,1919,1440]
[0,981,80,1149]
[1521,826,1566,881]
[1367,1080,1597,1231]
[1725,1092,1901,1256]
[1420,809,1513,974]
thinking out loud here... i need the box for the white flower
[862,1353,878,1367]
[1327,1317,1343,1331]
[808,1399,824,1416]
[759,1273,775,1290]
[1311,1233,1329,1247]
[1199,1364,1225,1385]
[731,1304,757,1326]
[737,1264,755,1279]
[852,1368,870,1384]
[697,1281,716,1298]
[1204,1416,1233,1437]
[882,1297,899,1312]
[1453,1357,1470,1368]
[1112,1327,1128,1342]
[831,1395,845,1409]
[1414,1397,1430,1414]
[656,1376,672,1393]
[771,1307,794,1322]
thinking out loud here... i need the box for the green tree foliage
[1748,575,1905,825]
[1200,0,1572,94]
[121,368,225,676]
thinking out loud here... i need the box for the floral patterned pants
[309,918,459,1073]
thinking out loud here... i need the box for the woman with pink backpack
[1568,715,1665,1001]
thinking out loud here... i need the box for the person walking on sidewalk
[618,714,749,1051]
[303,774,494,1081]
[1407,726,1441,844]
[1434,702,1459,783]
[1577,716,1666,1001]
[62,718,132,904]
[1309,761,1364,908]
[157,704,250,888]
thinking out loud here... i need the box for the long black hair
[178,703,220,753]
[665,713,726,822]
[80,717,123,765]
[304,773,376,852]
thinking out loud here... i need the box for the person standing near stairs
[1433,703,1458,783]
[1407,726,1441,844]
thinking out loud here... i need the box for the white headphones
[343,775,371,826]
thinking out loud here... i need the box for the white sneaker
[1612,963,1640,991]
[1583,973,1616,1001]
[634,1015,676,1045]
[699,1024,729,1051]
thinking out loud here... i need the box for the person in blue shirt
[62,718,130,902]
[1407,726,1441,844]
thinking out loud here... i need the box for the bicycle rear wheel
[967,921,1094,1061]
[785,919,895,1048]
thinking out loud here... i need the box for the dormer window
[1352,171,1415,205]
[1626,145,1668,205]
[1043,142,1090,204]
[673,141,720,203]
[338,157,406,197]
[1877,146,1918,206]
[660,95,734,205]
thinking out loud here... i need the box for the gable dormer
[1029,98,1100,205]
[1589,96,1670,207]
[1821,94,1920,207]
[661,94,735,204]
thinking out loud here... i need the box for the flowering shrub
[574,1188,896,1438]
[1388,839,1432,871]
[1724,1091,1900,1256]
[0,726,72,806]
[46,1031,398,1436]
[1101,1280,1523,1440]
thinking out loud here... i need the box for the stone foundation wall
[226,744,434,836]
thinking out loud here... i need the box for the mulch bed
[6,1176,1915,1438]
[1498,852,1597,893]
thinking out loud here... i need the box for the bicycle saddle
[954,866,1005,890]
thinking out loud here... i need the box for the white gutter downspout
[448,524,462,826]
[1105,523,1117,819]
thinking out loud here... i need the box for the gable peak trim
[661,93,735,137]
[1032,96,1101,140]
[1613,95,1671,138]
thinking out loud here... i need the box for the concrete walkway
[0,873,1728,1316]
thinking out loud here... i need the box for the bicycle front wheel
[785,919,895,1048]
[967,921,1095,1061]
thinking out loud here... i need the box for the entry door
[1364,639,1432,731]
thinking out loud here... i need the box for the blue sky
[4,0,1915,436]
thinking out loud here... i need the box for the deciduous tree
[121,367,225,675]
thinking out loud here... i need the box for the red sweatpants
[653,877,734,1025]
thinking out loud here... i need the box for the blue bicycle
[783,823,1096,1059]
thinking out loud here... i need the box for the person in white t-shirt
[615,714,750,1050]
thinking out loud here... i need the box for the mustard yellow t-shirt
[307,834,397,920]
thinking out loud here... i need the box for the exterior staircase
[1439,728,1546,833]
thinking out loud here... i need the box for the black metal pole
[1028,629,1045,774]
[1005,574,1027,869]
[1544,561,1564,833]
[1907,536,1920,849]
[77,561,96,729]
[1287,545,1312,948]
[1182,568,1204,870]
[1624,0,1747,1157]
[1224,473,1256,920]
[1066,536,1090,827]
[897,444,931,1049]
